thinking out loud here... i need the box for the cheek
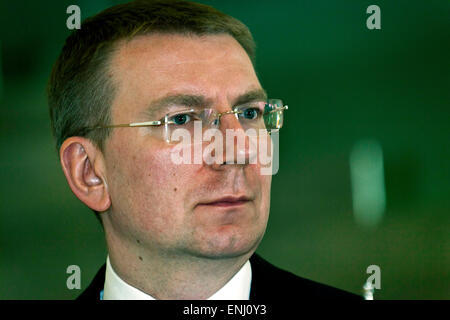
[110,133,170,189]
[107,136,198,233]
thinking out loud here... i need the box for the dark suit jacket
[77,254,361,300]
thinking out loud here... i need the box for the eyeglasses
[86,99,288,143]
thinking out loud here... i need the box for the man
[48,0,360,300]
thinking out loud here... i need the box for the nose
[208,112,258,170]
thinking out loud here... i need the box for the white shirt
[102,255,252,300]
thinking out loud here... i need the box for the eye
[170,113,192,125]
[239,107,261,120]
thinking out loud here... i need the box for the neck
[104,225,253,300]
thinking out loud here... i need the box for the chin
[188,224,266,259]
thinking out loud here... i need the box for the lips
[198,195,252,207]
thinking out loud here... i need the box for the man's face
[102,34,271,259]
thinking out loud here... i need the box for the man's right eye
[170,113,192,125]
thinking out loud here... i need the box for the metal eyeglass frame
[85,99,288,142]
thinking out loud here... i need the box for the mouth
[197,195,252,208]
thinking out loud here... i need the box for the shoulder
[249,254,362,300]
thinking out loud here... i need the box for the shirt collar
[103,255,252,300]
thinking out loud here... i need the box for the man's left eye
[172,113,192,125]
[239,108,260,120]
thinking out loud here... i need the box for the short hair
[47,0,256,152]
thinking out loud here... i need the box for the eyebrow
[142,88,268,118]
[232,88,268,106]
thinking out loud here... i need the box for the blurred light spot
[350,139,386,228]
[363,281,374,300]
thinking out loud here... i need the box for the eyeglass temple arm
[94,120,162,129]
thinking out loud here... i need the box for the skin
[60,33,272,299]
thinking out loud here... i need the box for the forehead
[108,33,261,120]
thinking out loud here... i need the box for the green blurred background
[0,0,448,299]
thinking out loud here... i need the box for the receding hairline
[48,0,257,152]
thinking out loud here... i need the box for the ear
[60,137,111,212]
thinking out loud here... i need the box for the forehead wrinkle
[151,48,231,71]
